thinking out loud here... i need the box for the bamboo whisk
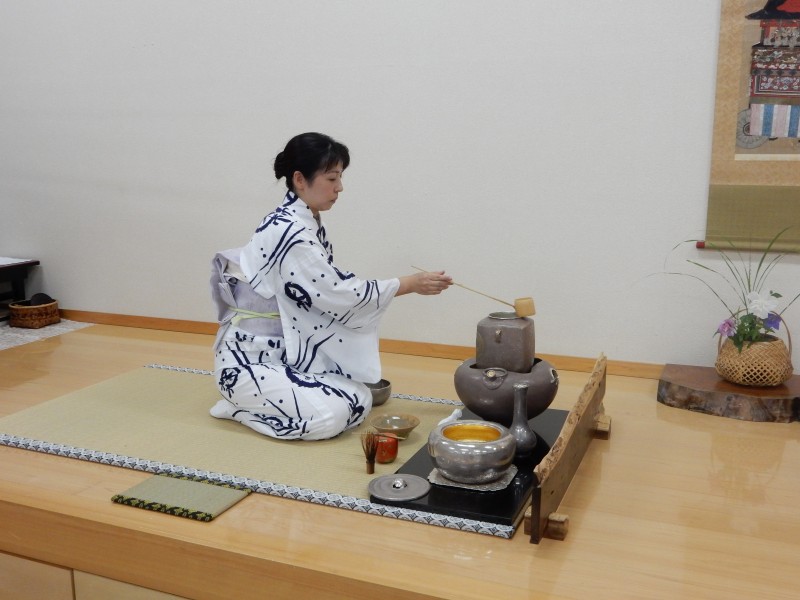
[361,432,379,474]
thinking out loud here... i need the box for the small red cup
[375,433,399,464]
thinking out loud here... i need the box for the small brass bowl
[365,379,391,407]
[370,413,420,440]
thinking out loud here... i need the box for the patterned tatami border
[0,363,515,539]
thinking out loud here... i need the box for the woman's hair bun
[273,151,287,180]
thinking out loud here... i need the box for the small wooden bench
[0,258,40,317]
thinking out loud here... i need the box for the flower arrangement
[673,228,799,353]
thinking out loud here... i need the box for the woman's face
[293,163,344,216]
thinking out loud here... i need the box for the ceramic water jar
[476,311,535,373]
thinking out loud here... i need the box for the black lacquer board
[369,408,568,527]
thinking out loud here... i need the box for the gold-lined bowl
[427,420,516,484]
[441,422,503,442]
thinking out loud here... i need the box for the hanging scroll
[708,0,800,251]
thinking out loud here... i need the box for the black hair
[273,132,350,192]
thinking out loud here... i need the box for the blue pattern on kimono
[241,191,398,383]
[210,192,399,440]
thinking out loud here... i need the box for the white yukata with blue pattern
[211,191,399,440]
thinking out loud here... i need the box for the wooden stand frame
[524,354,610,543]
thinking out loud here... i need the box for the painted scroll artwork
[737,0,800,154]
[706,0,800,252]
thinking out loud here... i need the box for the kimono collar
[282,190,322,231]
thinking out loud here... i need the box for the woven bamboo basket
[8,300,61,329]
[715,329,793,387]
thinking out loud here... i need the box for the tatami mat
[0,366,453,504]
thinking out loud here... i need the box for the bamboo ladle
[411,266,535,317]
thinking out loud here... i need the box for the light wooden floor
[1,325,798,600]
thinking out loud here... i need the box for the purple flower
[764,312,781,331]
[717,318,736,337]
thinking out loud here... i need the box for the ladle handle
[410,266,514,308]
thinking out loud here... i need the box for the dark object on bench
[29,293,55,306]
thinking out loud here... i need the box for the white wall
[1,0,798,370]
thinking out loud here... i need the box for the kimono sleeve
[277,235,399,329]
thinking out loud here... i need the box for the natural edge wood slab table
[657,363,800,422]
